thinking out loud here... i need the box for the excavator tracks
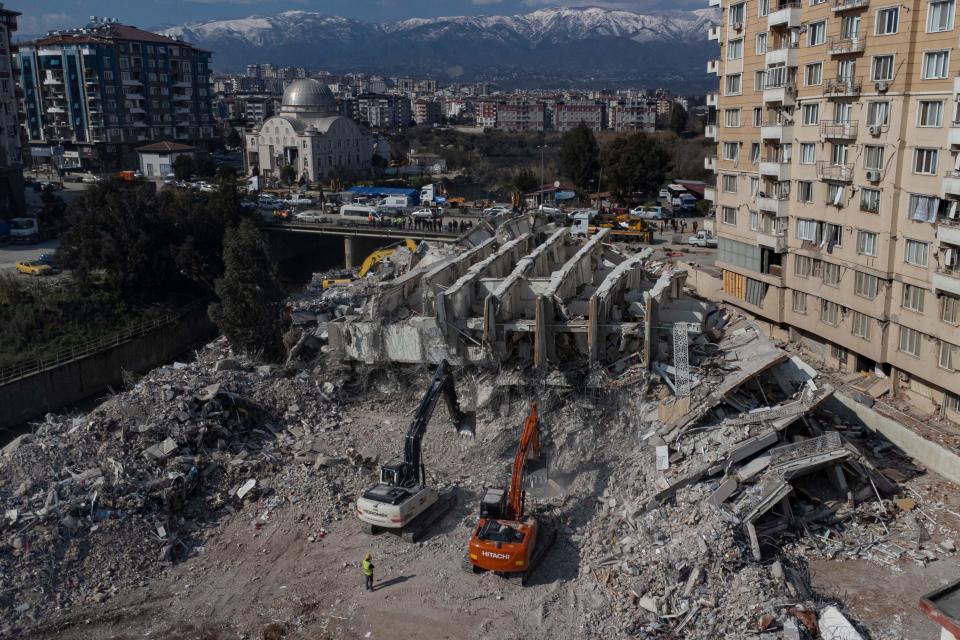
[521,517,558,585]
[401,491,457,543]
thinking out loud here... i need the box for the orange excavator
[465,402,556,585]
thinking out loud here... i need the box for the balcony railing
[827,36,866,55]
[817,161,853,182]
[824,77,862,96]
[820,120,858,139]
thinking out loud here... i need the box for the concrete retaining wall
[828,391,960,487]
[0,308,216,430]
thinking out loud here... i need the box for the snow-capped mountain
[161,7,717,89]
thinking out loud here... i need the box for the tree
[226,128,242,150]
[59,181,178,293]
[559,123,600,191]
[513,168,538,195]
[208,219,286,363]
[279,164,296,185]
[601,134,671,204]
[173,154,195,181]
[669,104,688,135]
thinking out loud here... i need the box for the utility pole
[537,144,547,206]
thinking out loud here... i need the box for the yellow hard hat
[364,553,372,560]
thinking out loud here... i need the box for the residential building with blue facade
[17,18,215,171]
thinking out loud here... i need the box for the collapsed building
[328,223,705,373]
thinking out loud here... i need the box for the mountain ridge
[160,7,718,90]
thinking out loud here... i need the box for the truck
[419,183,447,207]
[9,217,40,244]
[676,193,698,214]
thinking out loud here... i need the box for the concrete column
[832,464,855,506]
[344,236,355,269]
[587,294,599,365]
[534,296,547,369]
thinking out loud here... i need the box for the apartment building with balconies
[17,18,215,171]
[707,0,960,420]
[0,4,23,216]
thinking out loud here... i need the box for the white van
[340,204,380,223]
[380,195,414,208]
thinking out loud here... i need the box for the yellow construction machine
[322,239,420,289]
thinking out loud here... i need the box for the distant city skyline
[8,0,703,35]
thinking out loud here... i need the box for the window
[802,103,820,125]
[800,143,817,165]
[918,100,944,127]
[832,143,849,165]
[753,107,763,127]
[939,341,958,370]
[857,230,878,256]
[722,206,737,224]
[755,70,767,91]
[797,218,819,241]
[808,21,827,46]
[759,0,770,16]
[798,181,814,202]
[899,325,921,357]
[855,271,880,298]
[750,176,760,195]
[943,294,960,324]
[876,7,900,35]
[725,108,741,127]
[729,2,745,25]
[947,392,960,413]
[909,194,940,222]
[852,311,871,339]
[822,262,842,286]
[750,142,761,163]
[750,210,759,231]
[927,0,955,32]
[795,255,815,277]
[792,290,808,314]
[867,101,889,127]
[726,73,742,95]
[821,300,841,326]
[728,38,744,60]
[722,174,738,192]
[922,51,950,79]
[872,55,894,81]
[860,188,881,213]
[805,63,823,86]
[756,33,768,55]
[723,142,739,161]
[903,283,926,312]
[827,183,845,206]
[905,239,929,266]
[914,148,938,175]
[841,14,862,39]
[863,146,885,171]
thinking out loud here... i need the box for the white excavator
[355,360,474,542]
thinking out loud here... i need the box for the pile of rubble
[0,338,382,632]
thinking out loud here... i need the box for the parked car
[538,204,562,215]
[411,208,438,220]
[38,252,58,265]
[687,231,718,248]
[294,211,328,223]
[629,206,667,220]
[482,205,510,218]
[658,188,670,200]
[80,174,101,183]
[16,259,54,276]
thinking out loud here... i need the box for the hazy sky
[7,0,700,34]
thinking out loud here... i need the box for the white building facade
[246,79,372,181]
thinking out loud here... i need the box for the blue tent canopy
[347,186,419,198]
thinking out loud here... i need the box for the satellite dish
[553,180,561,188]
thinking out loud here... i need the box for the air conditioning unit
[869,124,882,136]
[866,169,881,182]
[875,81,890,93]
[732,21,744,31]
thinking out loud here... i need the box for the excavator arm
[506,402,540,520]
[400,360,474,487]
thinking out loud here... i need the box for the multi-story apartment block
[496,98,546,132]
[608,98,658,132]
[0,4,23,216]
[476,100,497,128]
[707,0,960,420]
[412,98,441,126]
[17,18,215,171]
[354,93,411,128]
[554,100,604,132]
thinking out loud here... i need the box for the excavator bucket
[456,410,476,438]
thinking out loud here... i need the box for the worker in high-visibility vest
[362,553,375,591]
